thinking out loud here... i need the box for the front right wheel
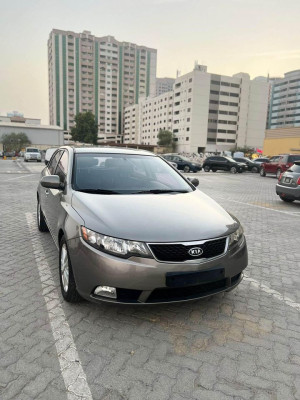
[59,236,82,303]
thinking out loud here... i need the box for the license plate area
[166,268,225,288]
[284,177,291,183]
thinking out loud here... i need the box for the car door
[218,157,229,171]
[266,156,279,173]
[173,156,183,170]
[40,150,63,227]
[46,150,69,245]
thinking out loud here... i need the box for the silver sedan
[37,147,248,304]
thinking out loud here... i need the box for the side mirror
[187,177,199,187]
[41,175,64,190]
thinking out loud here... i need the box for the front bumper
[276,183,300,200]
[67,236,248,304]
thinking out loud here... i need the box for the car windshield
[73,153,193,194]
[288,164,300,173]
[26,148,39,153]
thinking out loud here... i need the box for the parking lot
[1,158,300,400]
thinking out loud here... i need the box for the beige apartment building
[124,64,269,153]
[48,29,157,142]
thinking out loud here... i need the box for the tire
[260,167,266,177]
[59,236,82,303]
[279,196,294,203]
[183,165,190,173]
[212,169,217,172]
[276,169,282,179]
[25,159,28,162]
[251,166,258,173]
[204,165,210,172]
[37,160,42,163]
[37,199,49,232]
[230,166,237,174]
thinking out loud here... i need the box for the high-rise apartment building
[268,70,300,129]
[156,78,175,96]
[48,29,157,142]
[124,64,269,153]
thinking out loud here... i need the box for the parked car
[233,157,259,173]
[24,147,41,162]
[45,147,58,165]
[260,154,300,179]
[19,151,25,157]
[37,147,247,304]
[276,161,300,202]
[162,154,202,173]
[253,157,270,165]
[203,156,246,173]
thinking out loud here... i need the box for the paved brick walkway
[0,162,299,399]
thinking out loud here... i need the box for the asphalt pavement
[0,161,300,400]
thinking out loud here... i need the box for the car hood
[71,190,238,242]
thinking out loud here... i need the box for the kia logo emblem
[188,247,203,257]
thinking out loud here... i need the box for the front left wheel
[37,199,49,232]
[59,237,82,303]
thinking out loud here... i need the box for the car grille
[148,237,227,262]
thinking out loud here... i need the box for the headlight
[229,225,244,247]
[81,226,151,258]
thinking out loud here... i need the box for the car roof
[63,146,155,156]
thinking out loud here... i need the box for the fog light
[94,286,117,299]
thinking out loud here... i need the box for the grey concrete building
[0,114,64,151]
[48,29,157,143]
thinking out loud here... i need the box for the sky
[0,0,300,124]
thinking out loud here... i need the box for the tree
[229,146,255,157]
[70,112,98,145]
[1,132,31,152]
[157,129,173,146]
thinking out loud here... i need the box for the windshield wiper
[134,189,190,194]
[77,189,120,194]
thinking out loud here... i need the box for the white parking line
[244,275,300,312]
[25,213,93,400]
[215,196,300,217]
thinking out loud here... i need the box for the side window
[55,151,69,182]
[48,151,62,174]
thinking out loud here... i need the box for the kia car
[276,161,300,202]
[260,154,300,178]
[202,156,246,173]
[37,147,247,304]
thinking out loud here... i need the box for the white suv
[24,147,41,162]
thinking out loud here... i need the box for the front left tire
[37,199,49,232]
[59,236,82,303]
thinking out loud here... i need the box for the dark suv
[260,154,300,179]
[162,154,202,173]
[233,157,259,173]
[203,156,246,173]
